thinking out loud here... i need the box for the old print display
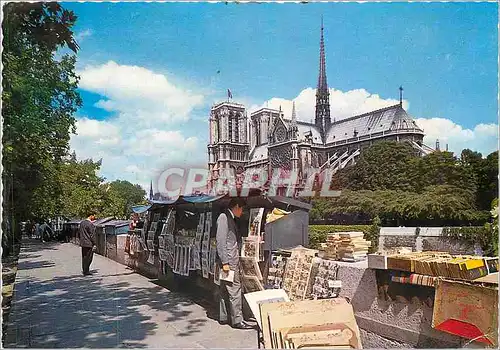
[312,259,340,299]
[189,245,197,271]
[147,252,154,265]
[282,247,318,300]
[158,235,165,249]
[242,275,264,293]
[149,222,158,234]
[248,208,264,236]
[158,248,167,261]
[201,252,209,278]
[196,213,205,244]
[146,239,154,252]
[266,254,288,289]
[192,245,201,270]
[165,234,175,267]
[171,243,193,276]
[200,212,212,279]
[241,236,259,259]
[209,239,217,275]
[240,256,263,281]
[173,245,180,273]
[214,263,221,286]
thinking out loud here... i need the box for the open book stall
[128,194,312,294]
[142,194,366,349]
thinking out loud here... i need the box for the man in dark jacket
[78,213,96,276]
[215,197,253,330]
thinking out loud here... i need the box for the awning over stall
[94,217,114,227]
[104,219,131,228]
[147,194,312,212]
[131,204,152,214]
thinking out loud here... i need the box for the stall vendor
[215,197,253,330]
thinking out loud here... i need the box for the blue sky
[65,2,499,189]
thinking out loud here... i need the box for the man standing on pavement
[215,197,253,330]
[78,213,96,276]
[39,221,54,242]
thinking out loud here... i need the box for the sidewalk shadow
[6,249,206,348]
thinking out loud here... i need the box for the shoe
[232,322,254,330]
[218,320,228,325]
[83,272,91,276]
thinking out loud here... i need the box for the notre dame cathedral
[207,22,433,190]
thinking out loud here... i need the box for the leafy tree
[100,180,147,219]
[478,151,498,210]
[341,141,419,192]
[314,140,496,228]
[416,150,476,194]
[58,158,105,218]
[2,2,81,254]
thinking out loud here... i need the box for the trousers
[81,247,94,274]
[219,265,243,325]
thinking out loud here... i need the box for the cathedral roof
[297,122,322,143]
[324,104,423,145]
[249,145,268,163]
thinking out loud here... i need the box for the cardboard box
[433,279,498,347]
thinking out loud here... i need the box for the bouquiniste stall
[126,194,311,297]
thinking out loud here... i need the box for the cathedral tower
[315,18,331,143]
[208,102,249,190]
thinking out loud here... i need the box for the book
[219,269,235,283]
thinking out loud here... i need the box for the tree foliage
[100,180,148,219]
[314,141,497,227]
[2,3,147,257]
[2,2,81,253]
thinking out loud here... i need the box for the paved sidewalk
[5,240,256,348]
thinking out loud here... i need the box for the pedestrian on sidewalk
[78,213,97,276]
[215,197,253,330]
[34,222,41,239]
[39,221,54,242]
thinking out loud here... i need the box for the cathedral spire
[317,17,328,92]
[149,180,154,200]
[315,16,331,143]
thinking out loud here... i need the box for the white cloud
[71,62,207,192]
[77,61,204,125]
[75,29,93,42]
[415,118,498,156]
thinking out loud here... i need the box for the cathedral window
[216,118,220,142]
[229,116,233,141]
[256,122,261,146]
[235,116,239,143]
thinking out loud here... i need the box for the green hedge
[308,225,372,249]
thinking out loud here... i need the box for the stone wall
[378,227,479,255]
[334,260,468,348]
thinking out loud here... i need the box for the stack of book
[386,252,492,281]
[323,233,340,260]
[337,232,371,262]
